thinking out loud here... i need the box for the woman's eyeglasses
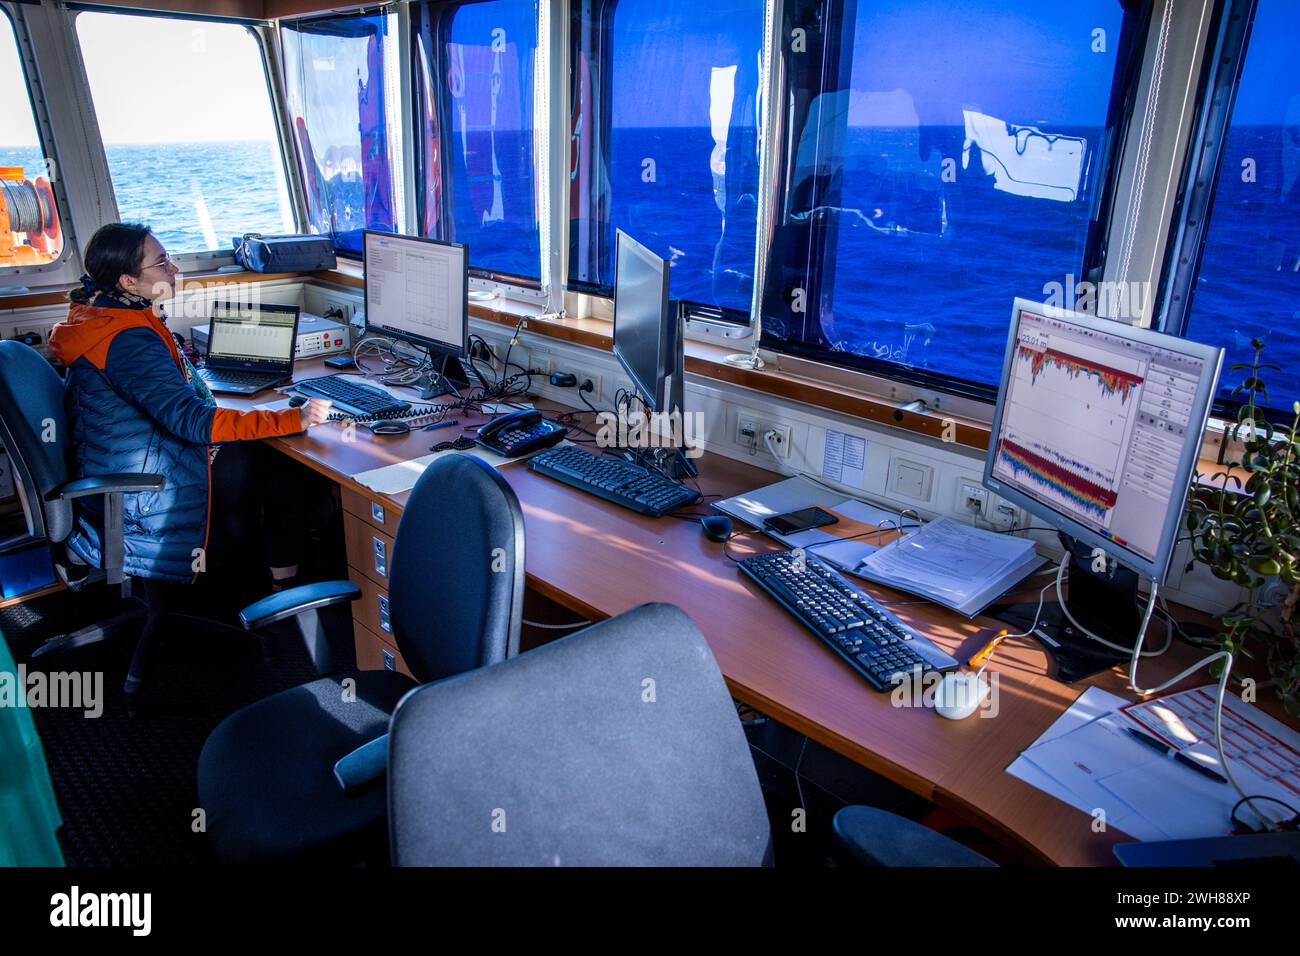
[143,253,174,271]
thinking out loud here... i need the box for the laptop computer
[197,301,300,395]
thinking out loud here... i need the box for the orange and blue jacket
[49,298,301,582]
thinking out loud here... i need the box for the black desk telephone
[476,409,567,458]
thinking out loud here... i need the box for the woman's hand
[298,397,333,429]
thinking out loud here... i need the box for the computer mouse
[933,672,989,720]
[288,396,306,408]
[700,514,733,543]
[369,419,411,436]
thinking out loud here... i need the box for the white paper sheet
[821,428,867,488]
[351,445,526,495]
[1006,687,1168,841]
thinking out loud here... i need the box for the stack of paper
[714,478,1042,616]
[853,518,1042,616]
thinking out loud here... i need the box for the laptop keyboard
[200,368,283,387]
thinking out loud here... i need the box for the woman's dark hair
[70,222,152,303]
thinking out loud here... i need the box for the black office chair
[0,340,166,693]
[197,453,526,864]
[388,602,996,867]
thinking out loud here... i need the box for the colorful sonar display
[1016,344,1144,402]
[995,438,1118,520]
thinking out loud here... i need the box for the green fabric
[0,630,64,866]
[181,351,217,407]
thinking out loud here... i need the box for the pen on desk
[423,419,459,431]
[1124,726,1229,784]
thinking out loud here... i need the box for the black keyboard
[528,445,701,517]
[738,550,958,691]
[294,374,411,418]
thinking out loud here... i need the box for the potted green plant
[1185,340,1300,716]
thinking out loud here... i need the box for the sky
[1,10,279,146]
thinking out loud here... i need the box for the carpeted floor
[2,577,355,866]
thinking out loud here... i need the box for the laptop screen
[207,303,298,368]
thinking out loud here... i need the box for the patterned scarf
[79,276,215,408]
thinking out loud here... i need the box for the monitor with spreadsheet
[983,298,1224,584]
[363,230,468,358]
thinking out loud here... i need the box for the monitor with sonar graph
[981,299,1223,680]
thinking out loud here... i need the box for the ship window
[281,10,400,259]
[414,0,542,282]
[1,7,65,270]
[1175,0,1300,415]
[759,0,1142,398]
[568,0,765,316]
[74,11,295,257]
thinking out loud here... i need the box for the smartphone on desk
[763,506,839,536]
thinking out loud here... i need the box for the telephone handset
[476,409,567,458]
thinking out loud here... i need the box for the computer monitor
[362,230,468,359]
[611,230,693,478]
[613,230,683,415]
[984,298,1223,583]
[982,298,1223,677]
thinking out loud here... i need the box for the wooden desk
[223,359,1269,867]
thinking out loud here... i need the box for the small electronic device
[700,514,733,542]
[528,445,701,517]
[475,409,567,458]
[197,301,300,395]
[933,672,989,720]
[763,506,839,537]
[324,353,356,369]
[737,550,959,692]
[369,420,411,436]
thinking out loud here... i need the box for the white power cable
[1055,552,1274,829]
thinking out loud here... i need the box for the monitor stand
[985,535,1136,683]
[412,354,471,400]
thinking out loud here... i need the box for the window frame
[0,1,77,285]
[68,3,299,270]
[1155,0,1293,422]
[753,0,1155,404]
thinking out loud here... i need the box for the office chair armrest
[238,580,362,630]
[333,733,388,794]
[47,473,166,501]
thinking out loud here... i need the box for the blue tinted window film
[760,0,1141,395]
[414,0,541,281]
[281,12,397,258]
[1180,0,1300,414]
[569,0,765,314]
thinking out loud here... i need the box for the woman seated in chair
[48,222,332,605]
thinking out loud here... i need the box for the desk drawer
[344,513,395,586]
[353,618,412,677]
[351,572,393,640]
[341,486,397,534]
